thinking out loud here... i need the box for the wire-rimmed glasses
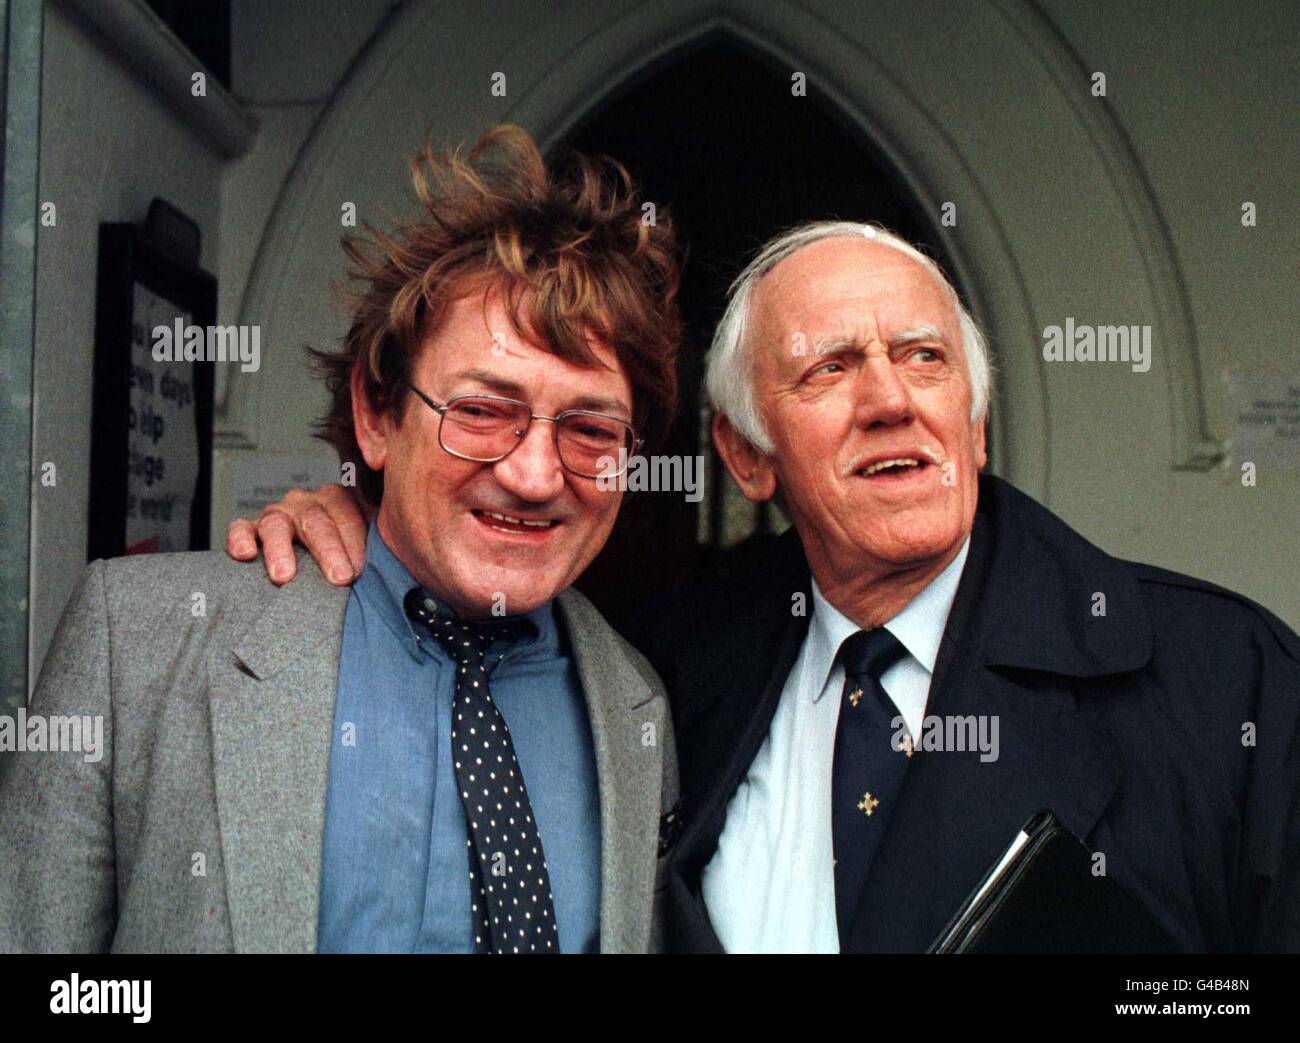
[409,387,641,479]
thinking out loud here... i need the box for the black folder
[929,810,1179,953]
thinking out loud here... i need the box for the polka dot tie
[405,590,560,954]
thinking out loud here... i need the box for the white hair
[704,221,992,453]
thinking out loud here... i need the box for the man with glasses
[0,125,681,954]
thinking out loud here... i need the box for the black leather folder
[929,810,1179,953]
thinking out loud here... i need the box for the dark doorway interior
[560,36,957,631]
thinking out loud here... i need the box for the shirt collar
[355,520,555,663]
[806,535,972,703]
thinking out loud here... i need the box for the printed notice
[125,283,199,554]
[1229,373,1300,470]
[229,455,343,518]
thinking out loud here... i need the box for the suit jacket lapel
[207,558,350,953]
[557,587,664,954]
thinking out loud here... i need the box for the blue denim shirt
[317,522,601,952]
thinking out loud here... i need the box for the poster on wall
[88,221,216,560]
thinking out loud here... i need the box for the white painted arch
[226,0,1224,510]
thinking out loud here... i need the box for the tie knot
[838,627,907,683]
[404,588,524,667]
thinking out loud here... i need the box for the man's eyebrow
[447,369,631,418]
[568,395,632,418]
[888,324,947,347]
[807,324,947,356]
[808,332,861,356]
[449,369,525,396]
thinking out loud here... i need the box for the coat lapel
[665,607,808,952]
[674,610,808,882]
[207,557,350,953]
[844,478,1150,951]
[847,662,1125,952]
[661,534,813,951]
[557,587,664,953]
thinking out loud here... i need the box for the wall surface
[1032,0,1297,618]
[29,3,224,676]
[208,0,393,531]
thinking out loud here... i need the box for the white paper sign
[1229,372,1300,470]
[228,454,343,518]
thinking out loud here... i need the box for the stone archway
[224,0,1221,520]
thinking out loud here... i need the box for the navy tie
[831,627,911,939]
[405,589,560,954]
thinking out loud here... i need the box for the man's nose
[852,352,912,428]
[492,418,567,501]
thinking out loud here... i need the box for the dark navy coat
[628,475,1300,953]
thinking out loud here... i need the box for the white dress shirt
[700,537,971,953]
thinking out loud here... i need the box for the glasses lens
[441,397,529,460]
[557,413,633,476]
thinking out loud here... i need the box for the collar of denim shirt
[356,519,556,664]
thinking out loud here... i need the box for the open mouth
[856,457,931,480]
[471,509,560,536]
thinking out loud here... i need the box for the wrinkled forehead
[751,237,960,358]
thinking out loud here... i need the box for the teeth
[863,457,920,475]
[482,511,553,528]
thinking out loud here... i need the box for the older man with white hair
[229,221,1300,954]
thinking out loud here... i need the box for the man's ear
[973,412,988,472]
[351,365,390,473]
[712,412,777,503]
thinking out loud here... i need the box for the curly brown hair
[310,124,682,505]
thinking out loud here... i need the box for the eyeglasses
[409,387,642,479]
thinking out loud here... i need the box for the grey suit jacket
[0,549,677,953]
